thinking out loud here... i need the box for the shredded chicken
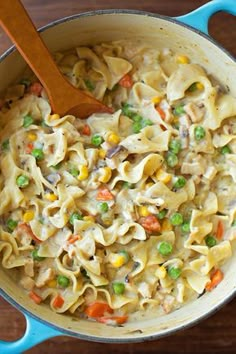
[24,259,34,277]
[20,276,35,291]
[184,102,204,123]
[35,267,55,288]
[161,294,175,313]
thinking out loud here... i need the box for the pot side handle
[0,312,63,353]
[175,0,236,35]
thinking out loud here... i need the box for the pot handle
[0,312,63,353]
[175,0,236,35]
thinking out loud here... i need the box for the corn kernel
[162,219,173,232]
[49,113,60,120]
[98,167,112,183]
[107,132,120,145]
[139,206,150,217]
[83,215,95,222]
[155,266,167,279]
[23,210,35,223]
[109,253,126,268]
[98,149,106,159]
[176,55,190,64]
[196,82,204,90]
[77,165,89,181]
[47,279,57,288]
[156,169,172,184]
[27,133,37,141]
[151,96,162,105]
[45,193,58,201]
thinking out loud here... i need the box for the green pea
[91,134,104,147]
[69,212,83,225]
[205,235,217,248]
[187,82,198,92]
[157,241,173,256]
[16,175,30,188]
[1,139,9,151]
[220,145,231,155]
[181,221,190,233]
[132,114,143,123]
[132,121,143,134]
[84,79,95,92]
[98,202,109,213]
[57,275,70,288]
[169,139,181,154]
[194,126,205,141]
[112,282,125,295]
[31,148,44,160]
[121,103,134,118]
[69,167,79,177]
[51,162,62,170]
[166,152,178,168]
[118,250,130,263]
[6,219,18,232]
[32,249,45,261]
[157,209,167,220]
[168,267,182,280]
[174,176,186,189]
[23,115,34,128]
[170,212,183,226]
[122,181,135,189]
[142,119,153,127]
[173,104,185,116]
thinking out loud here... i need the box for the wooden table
[0,1,235,353]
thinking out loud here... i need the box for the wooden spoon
[0,0,112,118]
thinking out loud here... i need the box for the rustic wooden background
[0,0,235,353]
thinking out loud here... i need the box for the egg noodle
[0,40,236,325]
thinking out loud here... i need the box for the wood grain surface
[0,1,235,353]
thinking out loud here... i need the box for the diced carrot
[17,222,41,243]
[29,291,42,304]
[96,187,114,201]
[85,302,113,318]
[97,315,128,325]
[216,221,224,240]
[81,124,91,136]
[68,235,81,244]
[53,294,64,308]
[29,82,43,96]
[205,269,224,292]
[155,106,166,120]
[139,215,161,233]
[25,142,34,154]
[119,74,133,88]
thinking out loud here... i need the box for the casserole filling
[0,40,236,325]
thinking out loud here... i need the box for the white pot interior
[0,11,235,341]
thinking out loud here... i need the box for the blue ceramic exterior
[0,0,235,352]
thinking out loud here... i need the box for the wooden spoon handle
[0,0,67,95]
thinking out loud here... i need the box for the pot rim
[0,8,235,343]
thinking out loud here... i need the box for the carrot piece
[25,142,34,154]
[96,187,114,201]
[119,74,133,88]
[17,222,41,243]
[216,221,224,240]
[29,291,42,304]
[205,269,224,292]
[68,235,81,244]
[85,302,113,318]
[155,106,166,120]
[97,315,128,325]
[53,294,64,308]
[29,82,43,96]
[139,215,161,233]
[81,124,91,136]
